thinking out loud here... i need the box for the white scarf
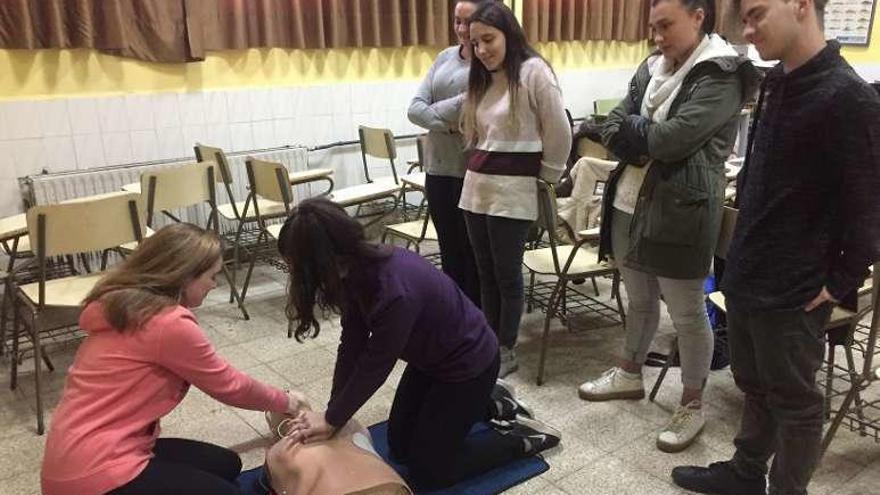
[641,34,735,123]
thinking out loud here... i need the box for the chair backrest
[141,162,217,226]
[576,137,608,160]
[536,179,566,273]
[594,97,621,116]
[26,191,145,258]
[415,135,427,172]
[194,143,243,220]
[358,126,400,185]
[245,158,293,215]
[715,206,738,260]
[194,143,233,185]
[565,108,575,129]
[359,126,396,160]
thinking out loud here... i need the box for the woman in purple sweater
[274,198,560,490]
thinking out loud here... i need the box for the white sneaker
[577,367,645,401]
[657,400,706,453]
[499,346,519,378]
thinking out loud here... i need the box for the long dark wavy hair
[461,1,548,147]
[277,198,391,342]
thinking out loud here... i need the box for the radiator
[19,146,311,235]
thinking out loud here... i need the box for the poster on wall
[825,0,877,46]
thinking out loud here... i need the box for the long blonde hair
[84,223,222,331]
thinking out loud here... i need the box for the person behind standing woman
[407,0,494,307]
[577,0,758,453]
[459,2,572,378]
[672,1,880,494]
[41,224,307,495]
[276,198,559,491]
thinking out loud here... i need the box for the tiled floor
[1,261,879,494]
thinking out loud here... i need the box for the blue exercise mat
[237,421,549,495]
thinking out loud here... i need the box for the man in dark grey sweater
[672,1,880,494]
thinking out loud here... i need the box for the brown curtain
[523,0,651,43]
[191,0,453,51]
[716,0,745,44]
[0,0,454,62]
[523,0,744,44]
[0,0,198,62]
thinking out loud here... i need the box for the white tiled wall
[0,65,641,217]
[10,59,879,219]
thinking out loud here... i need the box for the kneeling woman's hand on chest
[285,410,338,444]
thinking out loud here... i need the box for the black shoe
[503,416,561,456]
[671,461,767,495]
[489,379,534,421]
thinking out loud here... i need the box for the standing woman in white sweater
[459,2,572,377]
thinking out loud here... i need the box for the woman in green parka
[577,0,759,453]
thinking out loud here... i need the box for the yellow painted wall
[0,39,650,101]
[841,15,880,64]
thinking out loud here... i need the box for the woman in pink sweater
[41,223,303,495]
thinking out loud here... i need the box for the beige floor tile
[824,425,880,467]
[0,430,46,482]
[834,461,880,495]
[0,470,40,495]
[541,433,606,483]
[265,347,337,387]
[159,408,262,450]
[239,333,322,364]
[556,456,686,495]
[808,450,866,495]
[555,400,656,454]
[215,342,262,370]
[613,431,730,485]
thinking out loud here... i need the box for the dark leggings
[464,212,532,348]
[108,438,243,495]
[387,352,523,491]
[424,173,481,307]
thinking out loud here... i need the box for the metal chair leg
[238,248,261,307]
[537,281,564,386]
[223,263,249,321]
[10,297,20,390]
[824,343,836,419]
[33,313,45,435]
[613,272,626,327]
[821,376,863,459]
[527,271,536,313]
[0,278,8,356]
[843,345,868,436]
[650,337,678,402]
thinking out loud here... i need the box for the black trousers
[387,352,522,490]
[108,438,243,495]
[727,299,833,495]
[463,212,532,349]
[424,173,481,308]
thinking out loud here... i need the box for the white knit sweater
[459,57,572,221]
